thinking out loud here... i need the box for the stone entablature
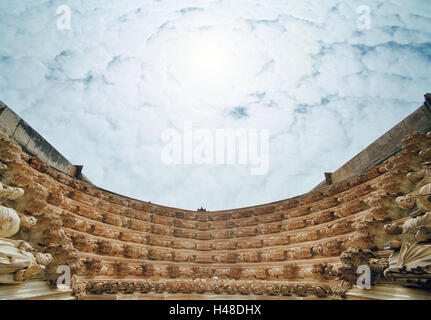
[1,95,431,299]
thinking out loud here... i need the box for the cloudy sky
[1,0,430,211]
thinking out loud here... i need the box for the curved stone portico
[0,95,431,300]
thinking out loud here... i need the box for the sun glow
[172,29,251,99]
[186,35,234,80]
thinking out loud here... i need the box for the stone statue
[0,238,53,281]
[384,241,431,288]
[383,212,431,288]
[0,180,25,238]
[0,185,53,282]
[383,164,431,288]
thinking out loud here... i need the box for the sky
[0,0,430,211]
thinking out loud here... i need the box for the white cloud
[0,0,430,210]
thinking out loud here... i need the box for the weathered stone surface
[1,100,431,300]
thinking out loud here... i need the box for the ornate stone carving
[212,281,224,294]
[384,222,403,235]
[167,264,180,279]
[98,240,124,256]
[280,285,292,296]
[105,281,121,294]
[72,234,99,252]
[154,282,166,293]
[402,212,431,242]
[142,263,155,277]
[287,246,312,259]
[228,267,242,280]
[283,264,300,279]
[236,282,250,295]
[140,281,152,293]
[384,242,431,288]
[0,239,53,281]
[0,205,20,238]
[0,182,24,201]
[87,281,106,294]
[381,161,431,289]
[63,215,91,233]
[293,285,307,297]
[0,183,56,283]
[224,283,236,295]
[84,258,102,276]
[70,275,86,297]
[397,183,431,216]
[124,245,148,259]
[265,283,280,296]
[2,117,431,300]
[251,283,264,295]
[339,248,375,282]
[266,266,283,279]
[148,248,173,261]
[311,262,340,280]
[314,286,330,298]
[383,210,431,288]
[330,281,352,300]
[167,280,181,293]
